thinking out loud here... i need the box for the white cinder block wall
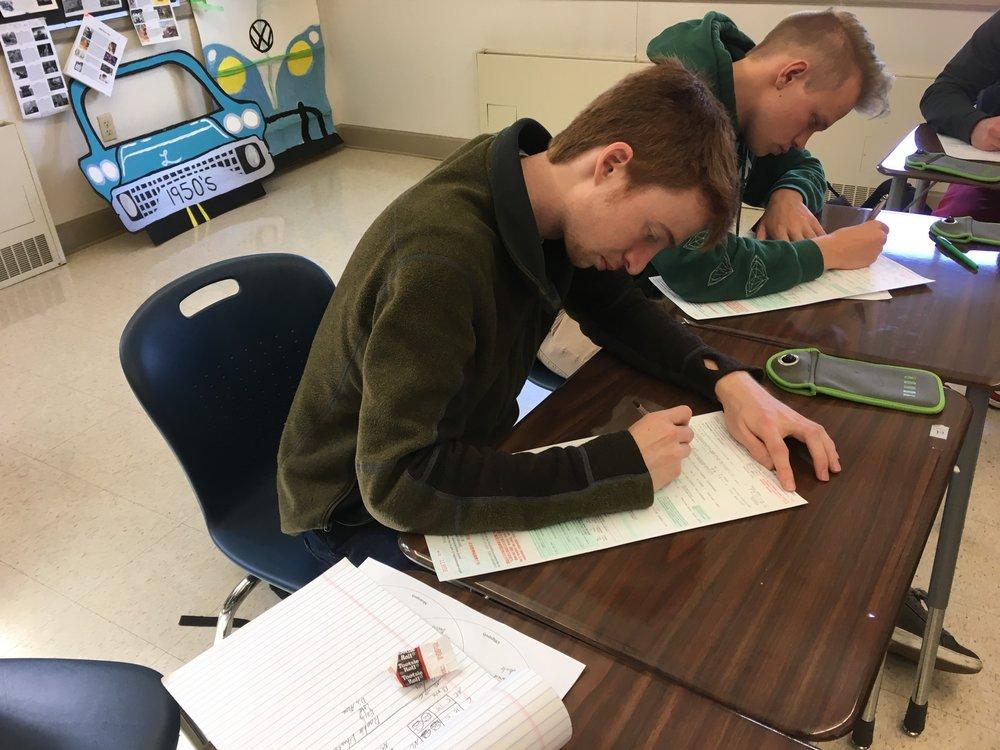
[317,1,991,139]
[0,3,992,229]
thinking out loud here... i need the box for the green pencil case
[930,216,1000,247]
[766,348,945,414]
[904,151,1000,183]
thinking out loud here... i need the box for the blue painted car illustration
[70,50,275,232]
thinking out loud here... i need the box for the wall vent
[0,233,58,287]
[827,182,878,208]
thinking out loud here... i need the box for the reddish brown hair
[548,57,738,248]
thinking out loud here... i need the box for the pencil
[867,195,888,222]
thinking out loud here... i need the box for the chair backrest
[120,254,334,525]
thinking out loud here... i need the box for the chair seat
[208,480,328,593]
[528,358,566,391]
[0,659,180,750]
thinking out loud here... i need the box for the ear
[775,59,809,90]
[593,142,634,185]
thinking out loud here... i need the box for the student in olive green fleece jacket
[277,61,840,570]
[647,9,895,301]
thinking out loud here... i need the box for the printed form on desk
[426,411,806,581]
[650,255,932,321]
[162,560,573,750]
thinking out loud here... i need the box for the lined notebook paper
[162,561,572,749]
[359,559,585,698]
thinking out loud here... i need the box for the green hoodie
[646,12,826,302]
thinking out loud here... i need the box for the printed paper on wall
[1,18,69,117]
[64,14,125,96]
[0,0,59,19]
[126,0,179,46]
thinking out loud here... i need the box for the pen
[931,232,979,272]
[632,399,650,417]
[867,195,888,222]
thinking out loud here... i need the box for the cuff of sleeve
[680,344,763,402]
[580,431,650,482]
[794,239,824,280]
[957,110,989,145]
[768,182,823,214]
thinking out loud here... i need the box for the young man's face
[563,180,710,274]
[744,72,861,158]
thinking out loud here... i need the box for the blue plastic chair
[120,254,333,642]
[0,659,180,750]
[528,358,566,391]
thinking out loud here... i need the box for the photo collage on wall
[0,18,69,117]
[0,0,58,18]
[65,14,126,95]
[126,0,178,45]
[62,0,121,16]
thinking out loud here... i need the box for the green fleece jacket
[277,119,750,537]
[647,12,826,302]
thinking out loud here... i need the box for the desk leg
[852,654,886,749]
[886,176,908,210]
[903,385,990,735]
[909,180,931,213]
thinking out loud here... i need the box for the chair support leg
[215,574,260,645]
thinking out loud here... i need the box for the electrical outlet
[96,113,117,144]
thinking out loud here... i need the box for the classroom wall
[1,3,993,230]
[0,15,207,228]
[316,1,991,138]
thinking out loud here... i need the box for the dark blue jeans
[302,521,420,571]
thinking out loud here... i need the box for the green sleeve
[650,232,824,302]
[356,257,652,535]
[743,148,827,214]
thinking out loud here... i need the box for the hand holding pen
[627,400,694,490]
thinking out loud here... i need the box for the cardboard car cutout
[70,49,275,233]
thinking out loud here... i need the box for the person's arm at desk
[564,267,840,490]
[355,259,671,536]
[920,11,1000,149]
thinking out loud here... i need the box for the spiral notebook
[162,560,572,749]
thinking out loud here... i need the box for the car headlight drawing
[86,164,105,185]
[100,159,119,181]
[223,113,243,134]
[241,108,261,129]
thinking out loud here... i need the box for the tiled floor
[1,147,997,748]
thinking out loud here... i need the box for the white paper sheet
[1,19,69,118]
[359,559,585,699]
[846,290,892,301]
[939,133,1000,164]
[163,560,572,750]
[0,0,58,18]
[650,255,932,321]
[427,411,807,581]
[64,14,125,96]
[62,0,122,17]
[125,0,179,45]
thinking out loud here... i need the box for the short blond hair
[549,58,738,248]
[749,8,893,117]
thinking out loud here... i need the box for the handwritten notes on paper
[426,411,806,581]
[162,561,573,750]
[650,255,932,321]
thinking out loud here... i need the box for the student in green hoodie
[646,9,895,302]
